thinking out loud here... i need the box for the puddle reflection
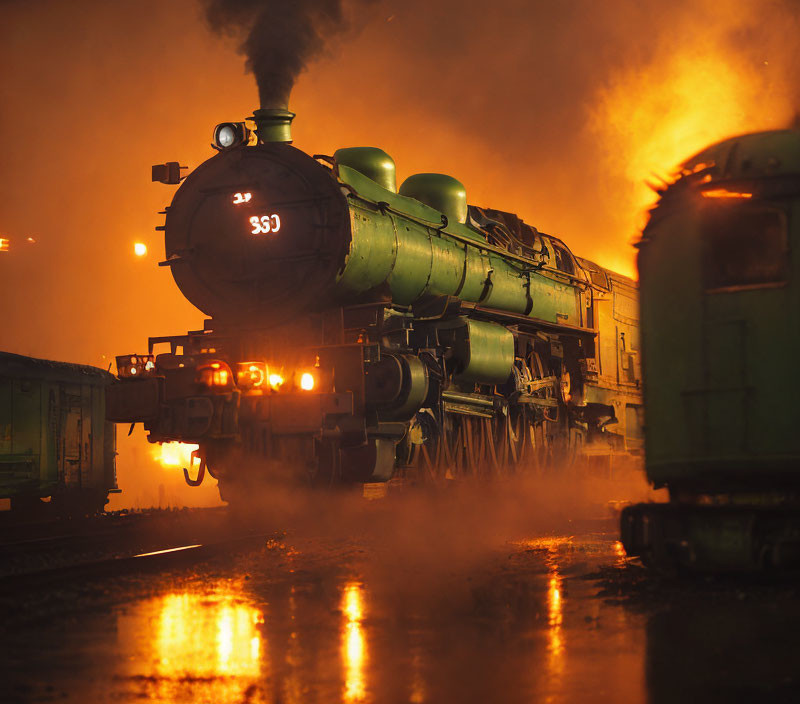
[119,586,266,703]
[547,572,565,667]
[342,581,367,702]
[279,585,304,704]
[105,539,650,704]
[519,536,571,688]
[409,647,426,704]
[157,592,263,678]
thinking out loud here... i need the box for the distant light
[26,237,35,243]
[0,238,9,252]
[134,242,147,256]
[268,373,284,390]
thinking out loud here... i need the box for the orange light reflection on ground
[342,582,367,702]
[518,537,570,679]
[281,585,304,704]
[547,572,565,667]
[117,588,266,702]
[156,592,264,679]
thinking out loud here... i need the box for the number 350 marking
[250,214,281,235]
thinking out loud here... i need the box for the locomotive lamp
[151,161,187,184]
[213,121,250,150]
[236,362,267,389]
[116,354,156,379]
[196,361,233,388]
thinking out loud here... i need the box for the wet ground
[1,481,799,703]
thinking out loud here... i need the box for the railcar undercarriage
[108,299,640,502]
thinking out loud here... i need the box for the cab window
[702,206,788,291]
[552,243,575,275]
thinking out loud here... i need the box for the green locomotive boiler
[622,128,800,571]
[0,351,118,513]
[108,108,643,499]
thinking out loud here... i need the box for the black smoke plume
[202,0,371,108]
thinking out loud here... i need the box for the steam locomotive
[107,108,642,500]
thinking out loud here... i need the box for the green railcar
[621,129,800,571]
[0,351,117,513]
[108,108,643,499]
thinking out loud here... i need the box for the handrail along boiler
[108,107,643,497]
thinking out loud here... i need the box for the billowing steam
[202,0,374,108]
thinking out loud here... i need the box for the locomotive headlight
[116,354,156,379]
[213,122,249,150]
[300,372,315,391]
[196,361,233,388]
[268,373,284,390]
[217,125,236,147]
[236,361,267,389]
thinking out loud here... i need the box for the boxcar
[621,128,800,571]
[0,351,117,514]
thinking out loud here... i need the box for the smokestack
[252,107,295,143]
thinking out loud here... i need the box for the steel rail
[0,533,274,592]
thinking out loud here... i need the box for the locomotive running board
[413,295,595,337]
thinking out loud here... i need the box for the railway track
[0,505,275,584]
[0,506,227,544]
[0,532,273,592]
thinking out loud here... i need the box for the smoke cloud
[202,0,375,108]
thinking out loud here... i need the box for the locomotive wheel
[442,416,465,479]
[418,441,439,482]
[409,406,577,482]
[406,419,449,484]
[464,416,488,477]
[509,406,536,469]
[491,413,509,470]
[486,416,504,476]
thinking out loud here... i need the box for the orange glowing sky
[1,0,797,506]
